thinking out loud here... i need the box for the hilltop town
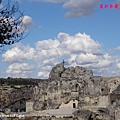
[0,63,120,120]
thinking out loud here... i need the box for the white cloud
[114,46,120,51]
[34,32,101,64]
[2,43,35,63]
[29,0,100,18]
[2,32,120,78]
[63,0,100,18]
[21,15,33,27]
[67,53,113,73]
[58,32,101,54]
[6,63,35,78]
[34,39,61,61]
[75,53,100,65]
[18,15,33,33]
[116,62,120,68]
[37,71,49,78]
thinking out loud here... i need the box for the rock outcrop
[32,63,120,120]
[49,63,65,79]
[1,63,120,120]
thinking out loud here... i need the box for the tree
[0,0,27,51]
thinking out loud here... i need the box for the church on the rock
[26,63,120,119]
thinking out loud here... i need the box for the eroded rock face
[61,66,75,78]
[28,64,120,119]
[74,108,113,120]
[49,64,93,80]
[0,86,33,112]
[33,99,60,111]
[34,64,113,111]
[74,110,93,120]
[61,66,93,79]
[49,63,65,79]
[33,101,45,111]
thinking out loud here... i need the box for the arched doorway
[73,103,76,108]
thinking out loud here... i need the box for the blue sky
[0,0,120,78]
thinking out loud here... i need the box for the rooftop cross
[62,60,65,67]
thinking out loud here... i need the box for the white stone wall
[59,100,78,109]
[26,101,34,112]
[98,95,109,107]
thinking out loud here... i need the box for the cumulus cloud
[37,58,57,78]
[21,15,33,27]
[34,32,102,66]
[116,62,120,68]
[2,32,120,78]
[6,63,35,78]
[58,32,101,54]
[63,0,100,18]
[18,15,33,33]
[35,39,61,61]
[30,0,100,18]
[75,53,100,65]
[2,43,35,63]
[114,46,120,51]
[37,71,49,78]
